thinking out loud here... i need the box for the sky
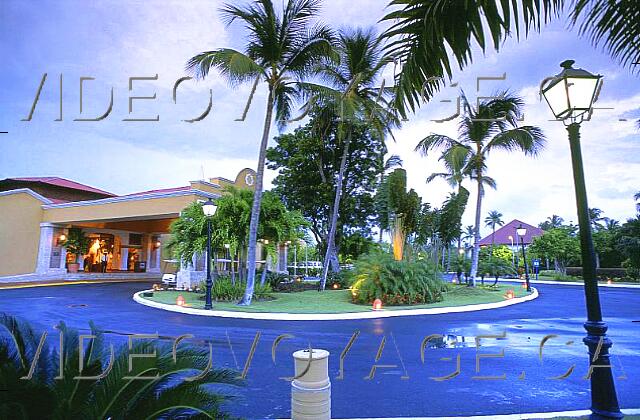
[1,0,639,238]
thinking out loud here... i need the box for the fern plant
[349,252,447,305]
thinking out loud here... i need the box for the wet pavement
[0,281,638,419]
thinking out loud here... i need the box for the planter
[67,262,80,273]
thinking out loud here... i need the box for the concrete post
[291,349,331,420]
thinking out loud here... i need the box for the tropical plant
[436,190,470,263]
[539,215,565,231]
[484,210,505,249]
[375,154,403,241]
[0,313,240,419]
[383,0,640,114]
[200,276,272,301]
[168,188,307,288]
[187,0,335,305]
[61,227,90,263]
[634,191,640,214]
[589,207,605,231]
[415,92,545,285]
[299,28,400,290]
[349,251,446,305]
[378,168,422,261]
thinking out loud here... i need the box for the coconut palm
[415,92,545,285]
[589,207,605,231]
[539,214,565,231]
[186,0,335,305]
[484,210,505,249]
[300,28,400,290]
[0,314,241,419]
[382,0,640,113]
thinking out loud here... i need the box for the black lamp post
[202,199,217,310]
[542,60,622,419]
[515,225,531,292]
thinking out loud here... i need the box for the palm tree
[187,0,334,305]
[589,207,605,231]
[539,214,565,231]
[484,210,504,249]
[377,154,403,242]
[0,314,240,419]
[382,0,640,113]
[300,28,399,290]
[634,191,640,214]
[426,145,469,194]
[415,92,545,286]
[604,218,620,231]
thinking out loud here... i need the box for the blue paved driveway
[0,282,638,419]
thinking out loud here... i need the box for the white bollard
[291,349,331,420]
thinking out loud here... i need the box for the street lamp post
[515,225,531,292]
[202,199,217,310]
[542,60,621,419]
[508,235,515,266]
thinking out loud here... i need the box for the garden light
[176,294,186,306]
[332,283,339,289]
[372,298,383,310]
[505,290,515,300]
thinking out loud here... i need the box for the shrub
[264,271,291,289]
[199,276,272,301]
[326,270,351,289]
[565,267,629,280]
[349,252,447,305]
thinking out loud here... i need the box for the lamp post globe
[202,199,217,310]
[541,61,621,419]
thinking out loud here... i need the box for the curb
[133,287,538,321]
[273,407,640,420]
[493,277,640,289]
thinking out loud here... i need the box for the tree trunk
[230,252,236,286]
[321,128,351,290]
[469,177,483,286]
[239,87,274,305]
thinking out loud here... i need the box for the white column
[35,223,64,275]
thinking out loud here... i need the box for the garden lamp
[541,60,621,419]
[202,199,217,310]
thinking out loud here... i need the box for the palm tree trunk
[321,128,351,290]
[469,178,483,286]
[239,87,274,305]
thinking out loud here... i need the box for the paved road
[0,282,638,419]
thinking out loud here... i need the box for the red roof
[479,219,544,246]
[7,177,115,196]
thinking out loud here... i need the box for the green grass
[142,284,532,314]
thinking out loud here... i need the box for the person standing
[100,252,108,273]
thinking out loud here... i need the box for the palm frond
[486,126,546,157]
[186,48,264,84]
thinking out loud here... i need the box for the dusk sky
[1,0,638,236]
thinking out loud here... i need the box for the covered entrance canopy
[0,169,257,280]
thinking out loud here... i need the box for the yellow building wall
[0,193,44,276]
[43,194,199,224]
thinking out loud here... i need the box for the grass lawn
[142,284,532,314]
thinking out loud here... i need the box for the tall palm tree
[484,210,504,249]
[383,0,640,113]
[415,92,545,285]
[187,0,334,305]
[301,28,399,290]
